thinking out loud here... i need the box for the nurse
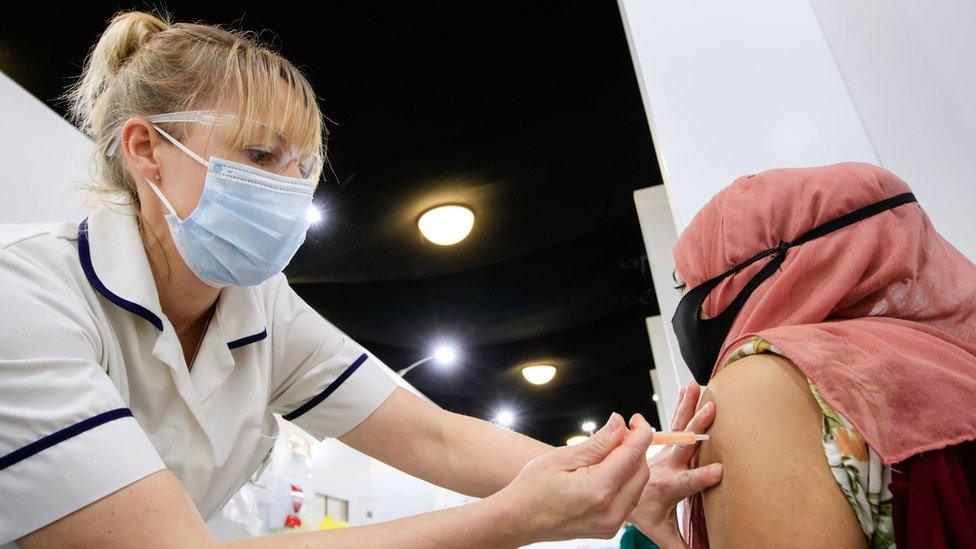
[0,11,720,547]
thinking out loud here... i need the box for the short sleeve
[0,248,166,544]
[267,276,400,440]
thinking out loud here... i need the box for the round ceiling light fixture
[521,364,557,385]
[417,205,475,245]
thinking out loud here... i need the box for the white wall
[810,0,976,261]
[0,70,89,223]
[619,0,976,399]
[634,184,692,427]
[618,0,878,233]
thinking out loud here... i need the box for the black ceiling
[1,1,665,445]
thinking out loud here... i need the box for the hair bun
[101,11,171,77]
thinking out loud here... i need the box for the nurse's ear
[119,117,166,187]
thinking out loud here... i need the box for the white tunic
[0,204,400,543]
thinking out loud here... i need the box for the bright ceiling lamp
[521,364,557,385]
[418,205,475,245]
[566,435,589,446]
[494,409,515,427]
[433,345,458,365]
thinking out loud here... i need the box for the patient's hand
[626,382,722,549]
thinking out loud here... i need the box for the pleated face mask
[144,123,314,288]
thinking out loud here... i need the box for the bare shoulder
[704,352,813,411]
[698,351,823,467]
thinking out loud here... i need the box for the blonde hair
[62,9,327,207]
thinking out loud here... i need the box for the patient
[671,163,976,548]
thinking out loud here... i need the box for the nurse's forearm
[231,490,531,548]
[438,410,553,498]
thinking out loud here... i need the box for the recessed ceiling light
[566,435,589,446]
[521,364,557,385]
[581,420,596,433]
[418,205,475,245]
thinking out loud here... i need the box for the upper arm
[17,470,217,548]
[0,249,196,544]
[266,277,400,441]
[696,353,865,548]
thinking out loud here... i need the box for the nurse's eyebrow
[672,268,686,290]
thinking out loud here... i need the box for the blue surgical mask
[145,124,314,288]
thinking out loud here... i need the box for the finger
[670,381,700,431]
[563,413,628,468]
[660,463,723,501]
[611,446,651,520]
[670,400,715,463]
[593,414,656,489]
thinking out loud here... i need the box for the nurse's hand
[493,411,656,543]
[626,382,723,549]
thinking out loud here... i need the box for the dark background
[0,1,666,445]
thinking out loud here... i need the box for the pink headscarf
[673,162,976,464]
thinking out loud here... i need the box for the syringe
[651,432,710,445]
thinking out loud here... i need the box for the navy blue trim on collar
[227,328,268,349]
[282,352,369,421]
[78,218,164,331]
[0,408,134,471]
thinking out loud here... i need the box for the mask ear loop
[151,124,211,168]
[145,177,179,218]
[144,122,214,220]
[681,240,787,325]
[712,242,790,324]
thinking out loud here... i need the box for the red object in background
[283,514,302,528]
[289,483,304,513]
[284,483,304,527]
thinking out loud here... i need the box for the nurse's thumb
[562,413,627,468]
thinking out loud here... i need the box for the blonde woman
[0,11,720,548]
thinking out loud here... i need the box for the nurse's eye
[246,147,283,168]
